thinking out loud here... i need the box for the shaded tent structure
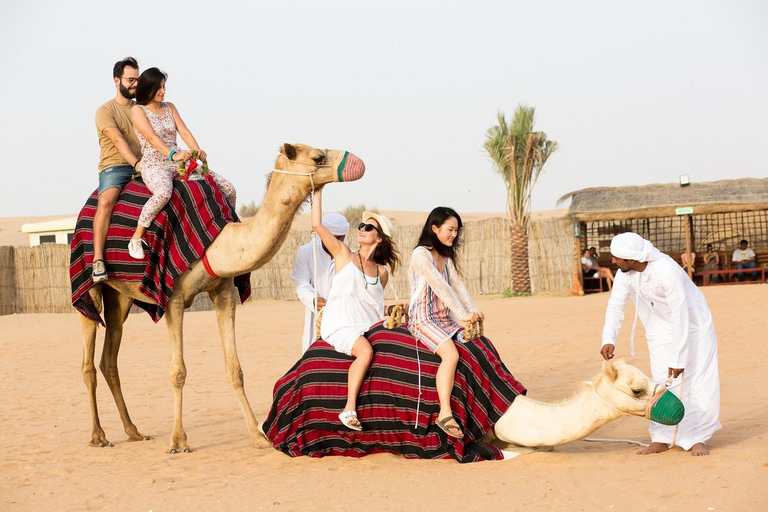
[561,178,768,294]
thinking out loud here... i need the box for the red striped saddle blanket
[69,178,251,323]
[262,322,527,463]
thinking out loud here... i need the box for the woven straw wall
[527,217,573,293]
[12,244,72,314]
[0,246,16,315]
[0,216,574,316]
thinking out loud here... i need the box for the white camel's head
[595,359,662,418]
[274,143,365,187]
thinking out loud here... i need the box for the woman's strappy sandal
[338,410,363,431]
[436,416,464,438]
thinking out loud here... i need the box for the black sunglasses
[358,222,381,233]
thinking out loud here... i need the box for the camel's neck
[493,382,628,447]
[204,176,311,277]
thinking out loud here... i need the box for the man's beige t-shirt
[95,99,142,172]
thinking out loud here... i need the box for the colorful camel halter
[271,151,336,326]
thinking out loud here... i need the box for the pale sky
[1,0,766,218]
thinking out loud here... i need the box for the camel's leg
[209,281,271,448]
[163,294,190,453]
[81,314,111,447]
[100,287,151,442]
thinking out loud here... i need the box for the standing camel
[80,143,365,453]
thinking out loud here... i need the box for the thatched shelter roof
[561,178,768,222]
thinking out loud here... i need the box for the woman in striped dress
[408,207,484,438]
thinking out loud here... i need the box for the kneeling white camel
[488,359,671,448]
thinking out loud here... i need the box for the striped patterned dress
[408,247,478,352]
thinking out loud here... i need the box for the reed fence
[0,216,573,316]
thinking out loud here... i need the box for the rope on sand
[584,437,649,447]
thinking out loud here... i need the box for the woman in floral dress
[127,67,236,259]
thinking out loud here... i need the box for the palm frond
[483,104,558,228]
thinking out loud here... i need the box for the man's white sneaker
[128,238,148,260]
[91,259,108,283]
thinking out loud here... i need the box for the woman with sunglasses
[408,207,484,439]
[312,187,401,431]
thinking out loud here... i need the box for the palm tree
[484,105,558,294]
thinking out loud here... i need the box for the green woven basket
[649,390,685,425]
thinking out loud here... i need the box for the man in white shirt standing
[732,239,758,282]
[292,213,349,353]
[600,232,721,456]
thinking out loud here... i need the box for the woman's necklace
[357,251,380,289]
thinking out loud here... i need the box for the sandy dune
[1,285,766,511]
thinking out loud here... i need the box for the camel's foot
[167,442,192,454]
[690,442,710,456]
[127,431,152,442]
[167,431,191,454]
[637,442,669,455]
[89,430,113,448]
[254,429,272,449]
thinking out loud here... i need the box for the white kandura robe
[601,253,721,449]
[292,241,336,353]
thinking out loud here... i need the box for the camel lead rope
[668,372,684,449]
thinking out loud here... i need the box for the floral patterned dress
[135,103,236,228]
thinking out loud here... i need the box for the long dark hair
[372,232,401,275]
[135,67,168,105]
[415,206,463,273]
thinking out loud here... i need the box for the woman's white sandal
[338,410,363,431]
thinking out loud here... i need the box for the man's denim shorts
[98,165,135,195]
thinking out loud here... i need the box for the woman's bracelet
[168,149,177,162]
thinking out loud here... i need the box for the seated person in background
[703,244,720,284]
[583,247,614,290]
[732,239,758,282]
[581,249,597,277]
[681,249,697,275]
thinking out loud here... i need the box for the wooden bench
[697,267,765,286]
[583,275,607,293]
[688,249,768,286]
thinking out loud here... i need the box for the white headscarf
[610,232,662,262]
[322,213,349,239]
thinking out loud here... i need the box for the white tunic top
[601,253,721,449]
[291,241,335,353]
[320,260,384,356]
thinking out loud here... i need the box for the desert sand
[1,285,766,511]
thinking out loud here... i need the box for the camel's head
[596,359,684,425]
[274,143,365,187]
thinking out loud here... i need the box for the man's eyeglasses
[358,222,381,233]
[121,77,139,84]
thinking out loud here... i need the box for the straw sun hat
[361,210,394,237]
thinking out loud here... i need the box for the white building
[21,217,77,246]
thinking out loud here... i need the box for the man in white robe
[292,213,349,353]
[600,232,721,456]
